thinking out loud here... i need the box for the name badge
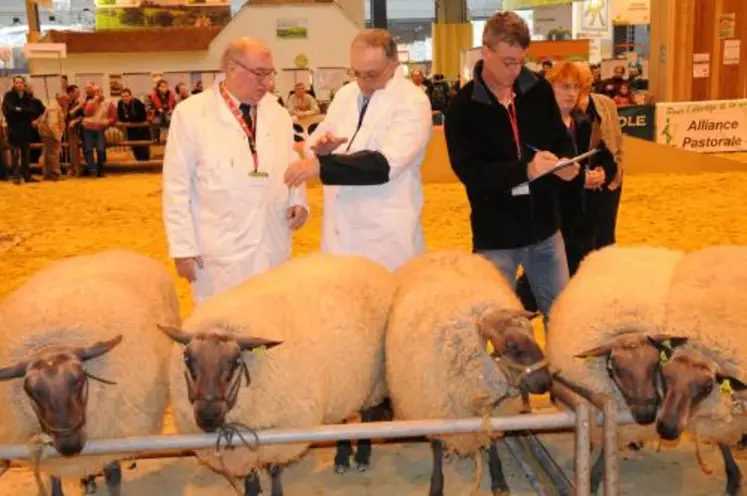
[511,183,530,196]
[249,170,269,178]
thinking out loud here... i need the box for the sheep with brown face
[547,245,685,428]
[574,333,688,424]
[386,250,551,496]
[0,338,123,457]
[166,253,395,496]
[657,245,747,496]
[0,249,179,496]
[545,245,687,493]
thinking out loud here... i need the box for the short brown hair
[352,28,398,61]
[483,11,531,50]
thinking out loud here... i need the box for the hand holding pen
[525,144,579,182]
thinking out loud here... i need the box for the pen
[525,144,541,153]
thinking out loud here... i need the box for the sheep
[545,245,688,491]
[655,245,747,496]
[385,250,551,496]
[0,249,179,496]
[161,253,395,496]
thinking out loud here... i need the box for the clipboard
[511,148,600,196]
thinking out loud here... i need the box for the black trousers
[594,186,622,248]
[10,142,31,181]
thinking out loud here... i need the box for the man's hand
[286,205,309,230]
[527,151,559,180]
[554,159,580,181]
[310,132,348,156]
[175,256,203,282]
[584,167,605,189]
[284,157,320,187]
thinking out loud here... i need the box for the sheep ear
[158,324,193,345]
[716,368,747,392]
[648,335,688,350]
[477,308,534,336]
[0,360,29,381]
[236,337,283,351]
[574,343,613,359]
[76,335,123,362]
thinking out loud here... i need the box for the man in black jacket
[444,11,578,320]
[2,76,37,184]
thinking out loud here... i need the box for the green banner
[618,105,655,141]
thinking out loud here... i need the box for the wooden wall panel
[715,0,745,100]
[690,0,714,101]
[648,0,745,101]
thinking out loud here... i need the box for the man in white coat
[284,29,432,271]
[162,37,309,304]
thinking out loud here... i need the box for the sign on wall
[276,18,309,40]
[617,104,654,141]
[656,99,747,153]
[611,0,650,25]
[573,0,612,63]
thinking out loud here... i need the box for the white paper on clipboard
[511,148,600,196]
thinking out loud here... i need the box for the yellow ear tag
[659,350,669,364]
[250,346,268,356]
[721,379,733,395]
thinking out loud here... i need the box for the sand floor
[1,170,747,494]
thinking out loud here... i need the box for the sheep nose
[656,420,682,441]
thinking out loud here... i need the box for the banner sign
[655,99,747,153]
[94,0,231,30]
[617,104,654,141]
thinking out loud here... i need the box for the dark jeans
[479,231,570,327]
[516,186,623,312]
[82,129,106,175]
[9,142,31,181]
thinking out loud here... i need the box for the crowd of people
[0,73,326,185]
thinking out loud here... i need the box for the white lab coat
[307,67,433,271]
[162,77,308,305]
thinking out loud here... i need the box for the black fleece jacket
[444,61,575,251]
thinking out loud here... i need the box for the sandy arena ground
[1,169,747,495]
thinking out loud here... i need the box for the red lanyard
[507,99,521,159]
[219,82,258,173]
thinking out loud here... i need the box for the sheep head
[657,348,747,441]
[575,332,687,425]
[477,308,551,395]
[158,324,282,432]
[0,335,123,457]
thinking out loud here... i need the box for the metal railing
[0,383,600,495]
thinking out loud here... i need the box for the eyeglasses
[230,59,277,81]
[347,63,394,81]
[483,44,526,68]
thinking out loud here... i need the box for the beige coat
[589,93,625,190]
[38,100,66,142]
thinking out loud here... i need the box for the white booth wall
[30,3,357,101]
